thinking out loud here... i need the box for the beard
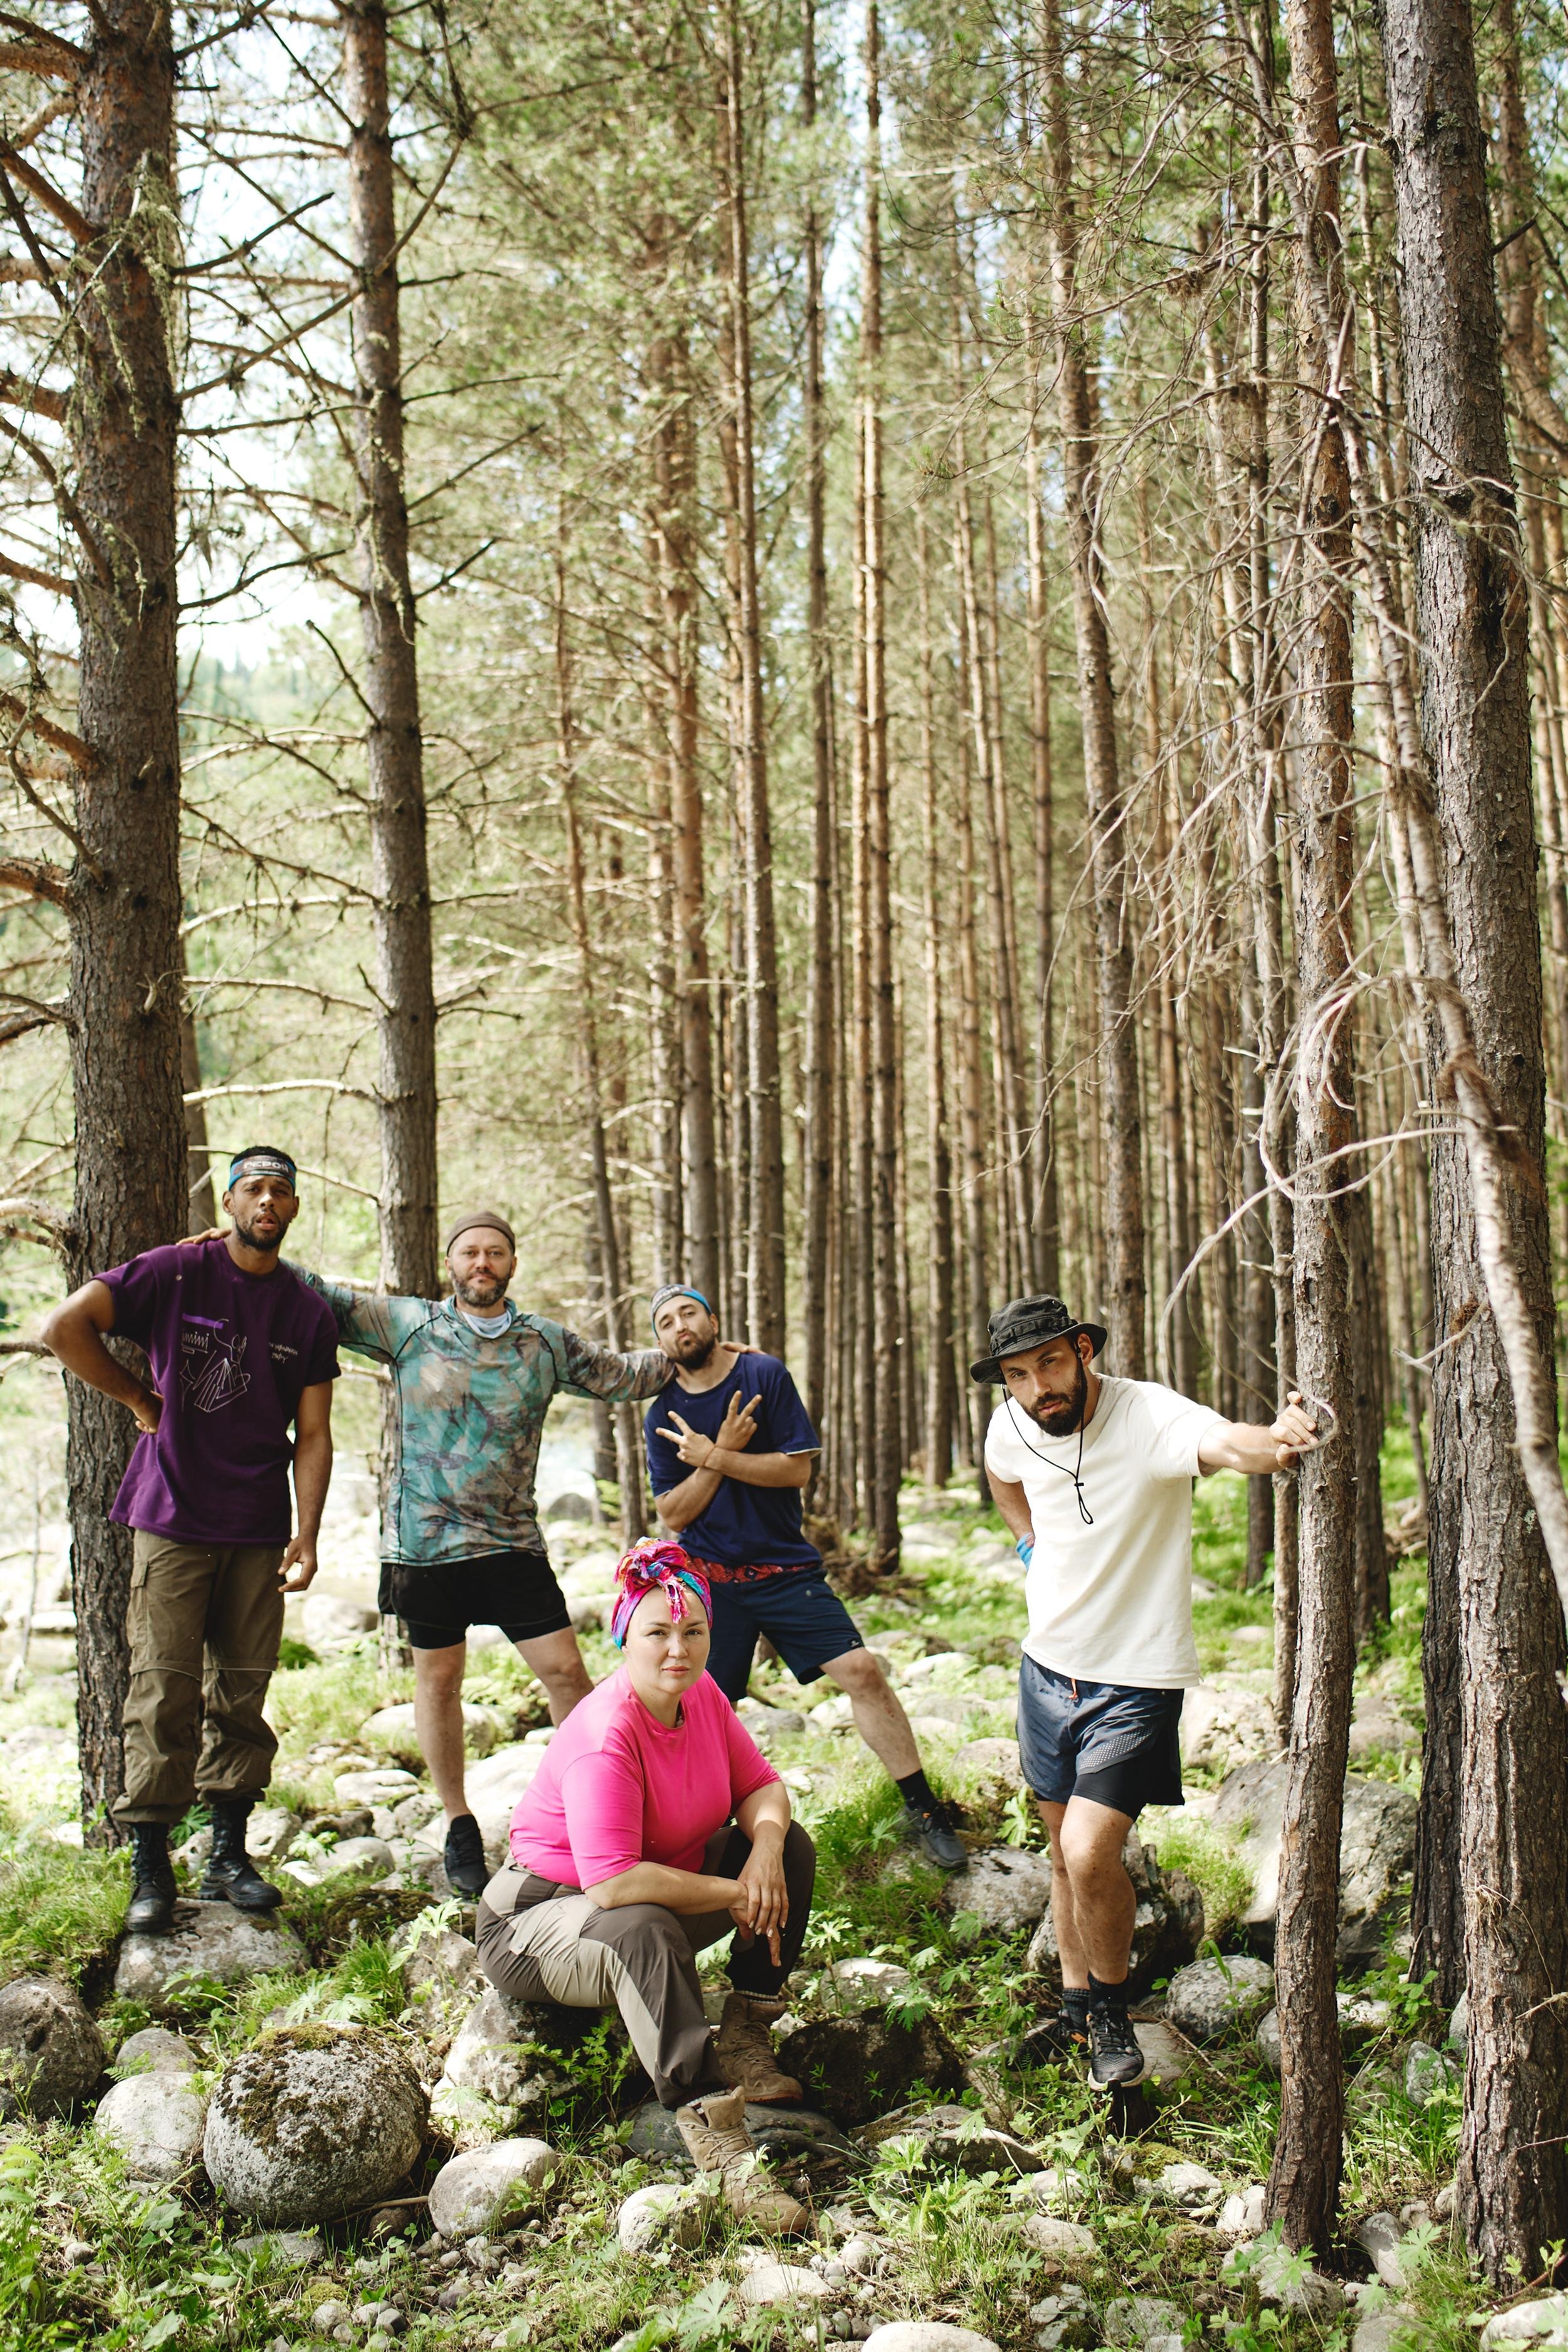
[669,1329,718,1371]
[232,1209,284,1255]
[455,1270,509,1310]
[1026,1355,1089,1438]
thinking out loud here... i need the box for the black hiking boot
[126,1822,178,1936]
[899,1801,969,1872]
[442,1812,489,1897]
[1088,2003,1145,2089]
[201,1797,283,1910]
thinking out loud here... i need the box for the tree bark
[1266,0,1360,2250]
[648,309,718,1303]
[1037,0,1145,1369]
[67,0,187,1833]
[917,507,956,1485]
[1380,0,1568,2277]
[721,0,785,1355]
[1024,383,1060,1295]
[800,0,834,1448]
[862,0,899,1562]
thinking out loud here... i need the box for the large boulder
[93,2072,207,2183]
[1027,1834,1202,1996]
[1178,1677,1277,1776]
[776,2011,965,2129]
[426,2139,563,2238]
[1211,1757,1417,1961]
[115,1905,310,2015]
[300,1592,378,1653]
[203,2026,427,2225]
[1163,1955,1275,2043]
[0,1975,105,2116]
[430,1986,569,2144]
[956,1848,1053,1936]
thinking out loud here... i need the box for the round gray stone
[616,2181,717,2254]
[0,1974,105,2116]
[1163,1954,1275,2042]
[203,2027,427,2225]
[862,2330,1000,2352]
[428,2139,563,2237]
[94,2071,207,2183]
[115,2026,198,2077]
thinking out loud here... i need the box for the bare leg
[821,1646,921,1779]
[1040,1794,1137,1985]
[513,1625,593,1726]
[413,1641,470,1825]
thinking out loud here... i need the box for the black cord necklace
[1005,1396,1095,1526]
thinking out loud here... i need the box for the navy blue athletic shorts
[698,1564,866,1701]
[1016,1655,1185,1818]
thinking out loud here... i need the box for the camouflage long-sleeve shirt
[290,1269,669,1564]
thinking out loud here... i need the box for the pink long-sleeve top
[508,1665,781,1888]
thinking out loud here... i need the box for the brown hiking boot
[675,2087,812,2235]
[714,1992,804,2104]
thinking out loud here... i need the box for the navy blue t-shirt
[644,1355,821,1570]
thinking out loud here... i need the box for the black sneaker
[1088,2005,1144,2089]
[899,1803,968,1872]
[443,1813,489,1897]
[1019,2008,1089,2065]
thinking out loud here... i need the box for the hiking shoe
[900,1803,968,1872]
[675,2087,811,2234]
[442,1812,489,1898]
[714,1992,803,2104]
[1088,2006,1144,2089]
[201,1798,283,1911]
[126,1823,177,1936]
[1019,2008,1089,2066]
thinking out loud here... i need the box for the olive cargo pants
[114,1530,286,1826]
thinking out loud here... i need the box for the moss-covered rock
[203,2023,427,2225]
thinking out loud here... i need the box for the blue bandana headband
[228,1146,297,1191]
[650,1283,712,1333]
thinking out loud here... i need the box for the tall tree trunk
[1024,383,1060,1295]
[344,0,438,1300]
[918,509,956,1485]
[800,0,834,1447]
[180,996,216,1233]
[1037,0,1145,1367]
[850,452,876,1528]
[649,313,718,1303]
[1266,0,1360,2250]
[66,0,187,1833]
[1380,0,1568,2277]
[862,0,899,1559]
[721,0,785,1354]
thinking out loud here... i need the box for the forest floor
[0,1444,1505,2352]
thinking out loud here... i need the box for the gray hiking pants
[474,1820,815,2106]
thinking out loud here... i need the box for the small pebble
[314,2304,351,2336]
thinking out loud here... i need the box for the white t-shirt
[983,1375,1228,1690]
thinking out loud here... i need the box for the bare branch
[0,853,72,907]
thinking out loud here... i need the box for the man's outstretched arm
[1198,1392,1322,1476]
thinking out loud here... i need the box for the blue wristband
[1016,1534,1034,1566]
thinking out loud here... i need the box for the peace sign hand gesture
[657,1388,761,1469]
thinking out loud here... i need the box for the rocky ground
[0,1448,1554,2352]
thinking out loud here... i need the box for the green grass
[1145,1814,1255,1945]
[0,1831,127,1983]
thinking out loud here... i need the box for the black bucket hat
[970,1295,1109,1385]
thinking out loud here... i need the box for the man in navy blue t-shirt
[644,1285,966,1871]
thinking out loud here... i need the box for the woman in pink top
[475,1539,816,2233]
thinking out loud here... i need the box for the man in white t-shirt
[975,1294,1319,2088]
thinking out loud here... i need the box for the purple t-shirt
[98,1239,340,1544]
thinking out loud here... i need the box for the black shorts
[1017,1655,1185,1818]
[702,1565,864,1700]
[378,1552,573,1651]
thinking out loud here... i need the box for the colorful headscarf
[610,1535,712,1649]
[650,1282,713,1333]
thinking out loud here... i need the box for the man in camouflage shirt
[292,1209,729,1894]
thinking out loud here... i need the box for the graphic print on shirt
[181,1318,251,1412]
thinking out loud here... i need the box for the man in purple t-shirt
[43,1145,339,1934]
